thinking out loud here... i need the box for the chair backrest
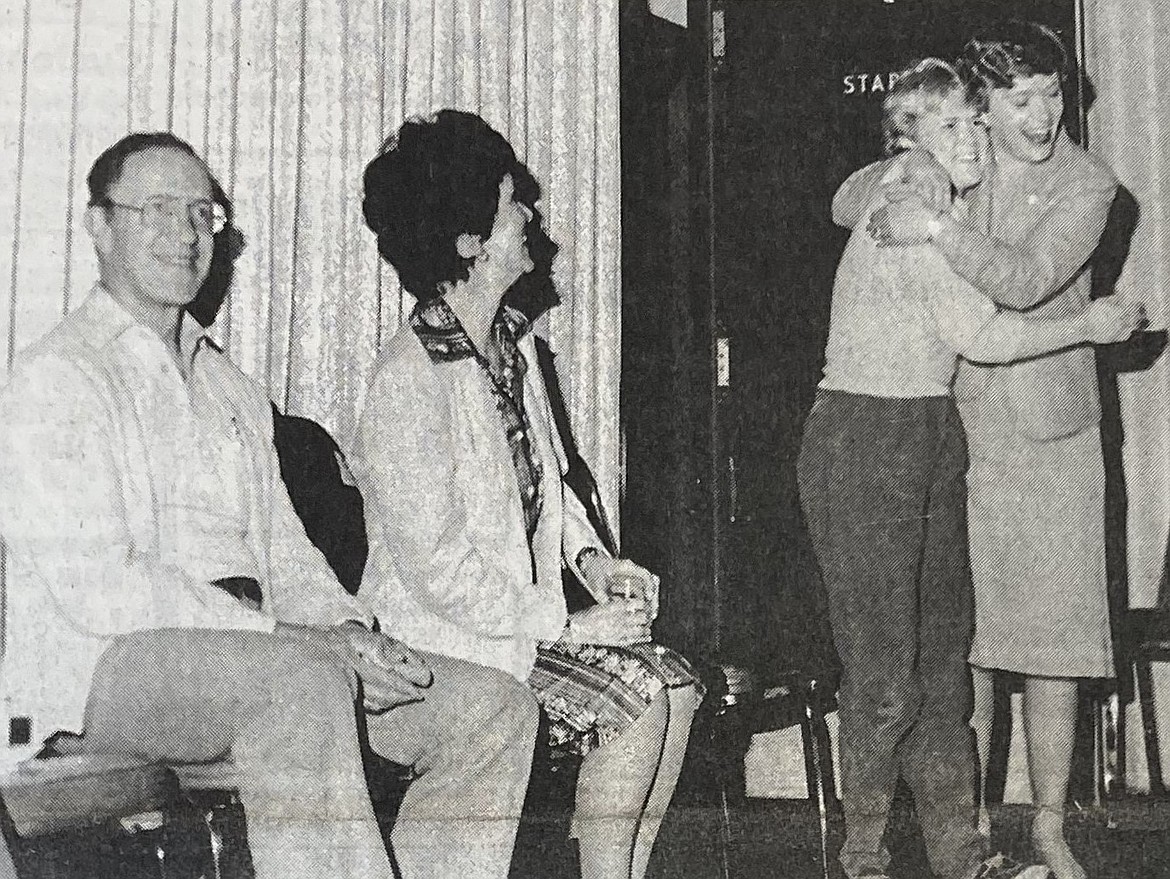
[271,404,368,595]
[532,336,616,614]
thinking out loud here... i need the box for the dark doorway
[621,0,1082,682]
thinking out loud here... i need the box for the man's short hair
[882,58,982,156]
[962,19,1070,91]
[87,132,202,207]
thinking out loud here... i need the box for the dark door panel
[621,0,1081,678]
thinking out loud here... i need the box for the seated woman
[797,59,1141,879]
[354,109,703,879]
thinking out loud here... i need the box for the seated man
[0,132,538,879]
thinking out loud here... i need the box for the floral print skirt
[529,640,705,758]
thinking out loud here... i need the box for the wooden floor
[9,772,1168,878]
[645,796,1170,879]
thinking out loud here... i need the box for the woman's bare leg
[970,665,996,840]
[1023,675,1085,879]
[574,690,670,879]
[630,684,700,879]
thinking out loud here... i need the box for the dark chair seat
[0,744,248,879]
[1,754,176,839]
[1121,608,1170,655]
[701,665,837,879]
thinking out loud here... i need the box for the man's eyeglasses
[98,195,228,235]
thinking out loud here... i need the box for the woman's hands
[867,197,939,247]
[569,555,661,646]
[886,148,952,213]
[865,149,952,246]
[580,555,660,619]
[566,602,653,647]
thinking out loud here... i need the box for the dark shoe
[969,853,1050,879]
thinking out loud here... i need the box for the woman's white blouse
[353,326,602,682]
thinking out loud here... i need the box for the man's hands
[329,622,433,713]
[1083,297,1148,344]
[279,621,433,713]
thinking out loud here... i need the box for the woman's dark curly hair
[362,109,532,302]
[961,19,1070,91]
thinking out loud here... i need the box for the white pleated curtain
[1085,0,1170,790]
[0,0,622,655]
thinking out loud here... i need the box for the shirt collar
[83,284,218,369]
[410,296,531,364]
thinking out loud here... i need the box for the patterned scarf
[411,297,545,546]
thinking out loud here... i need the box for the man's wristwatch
[925,215,944,242]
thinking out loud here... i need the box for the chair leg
[1136,660,1166,796]
[0,835,14,879]
[202,810,223,879]
[1117,682,1129,795]
[1088,688,1120,804]
[0,797,18,879]
[718,780,733,879]
[1101,690,1123,800]
[801,702,833,879]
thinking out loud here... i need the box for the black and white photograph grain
[0,2,1168,878]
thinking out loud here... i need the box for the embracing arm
[833,162,891,229]
[930,168,1117,310]
[929,259,1142,363]
[952,309,1098,364]
[834,150,954,229]
[0,355,273,637]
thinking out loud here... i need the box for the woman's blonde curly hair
[881,57,985,156]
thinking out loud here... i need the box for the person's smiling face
[91,146,217,310]
[910,89,986,193]
[985,73,1064,165]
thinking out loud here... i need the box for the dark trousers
[797,391,983,879]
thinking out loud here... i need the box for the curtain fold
[1086,0,1170,609]
[0,0,621,665]
[1085,0,1170,790]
